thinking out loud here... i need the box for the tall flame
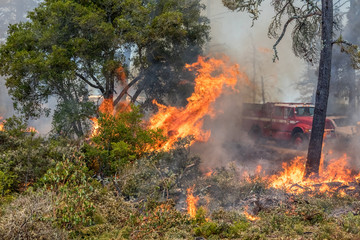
[149,56,247,150]
[186,185,199,218]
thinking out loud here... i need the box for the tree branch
[75,72,105,94]
[113,75,142,106]
[332,39,354,46]
[272,11,321,62]
[131,87,143,103]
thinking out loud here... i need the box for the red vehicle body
[242,102,336,147]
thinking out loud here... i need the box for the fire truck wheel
[292,132,308,150]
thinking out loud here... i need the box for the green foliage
[41,158,95,230]
[0,0,209,137]
[0,170,17,196]
[192,208,251,239]
[84,105,165,175]
[342,213,360,234]
[0,116,63,195]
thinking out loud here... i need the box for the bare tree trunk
[304,0,333,178]
[348,65,356,116]
[261,76,265,104]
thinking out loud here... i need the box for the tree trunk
[304,0,333,178]
[347,64,356,117]
[131,87,143,103]
[113,75,142,106]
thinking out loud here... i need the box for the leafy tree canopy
[0,0,210,137]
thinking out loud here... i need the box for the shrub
[0,116,67,194]
[127,201,191,239]
[40,158,95,231]
[0,189,68,239]
[84,105,165,175]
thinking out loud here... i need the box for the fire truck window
[274,107,283,117]
[296,107,314,116]
[284,108,294,118]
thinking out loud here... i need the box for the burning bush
[84,105,166,176]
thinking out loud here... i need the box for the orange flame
[26,126,38,134]
[90,98,132,137]
[243,206,260,221]
[255,165,263,175]
[186,185,199,218]
[204,170,214,177]
[98,98,114,115]
[149,56,248,150]
[0,118,36,133]
[267,153,359,194]
[116,65,127,86]
[0,117,3,131]
[90,117,99,137]
[90,98,115,137]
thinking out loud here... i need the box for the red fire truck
[242,102,336,148]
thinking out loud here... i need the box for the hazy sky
[205,0,310,103]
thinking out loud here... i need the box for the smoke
[192,1,360,175]
[205,0,306,103]
[190,1,307,172]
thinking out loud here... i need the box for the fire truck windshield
[295,107,314,116]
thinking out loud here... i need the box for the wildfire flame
[26,126,39,134]
[267,153,360,194]
[0,117,37,133]
[0,117,3,131]
[90,98,115,137]
[243,206,260,221]
[204,170,214,177]
[149,56,248,151]
[186,185,199,218]
[90,98,132,137]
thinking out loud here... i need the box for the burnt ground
[183,136,360,216]
[219,138,305,175]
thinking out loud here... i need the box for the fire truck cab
[242,102,336,148]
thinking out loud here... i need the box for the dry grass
[0,189,67,240]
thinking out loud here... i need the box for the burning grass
[2,141,360,239]
[3,54,360,239]
[265,152,360,196]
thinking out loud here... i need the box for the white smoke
[205,0,306,103]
